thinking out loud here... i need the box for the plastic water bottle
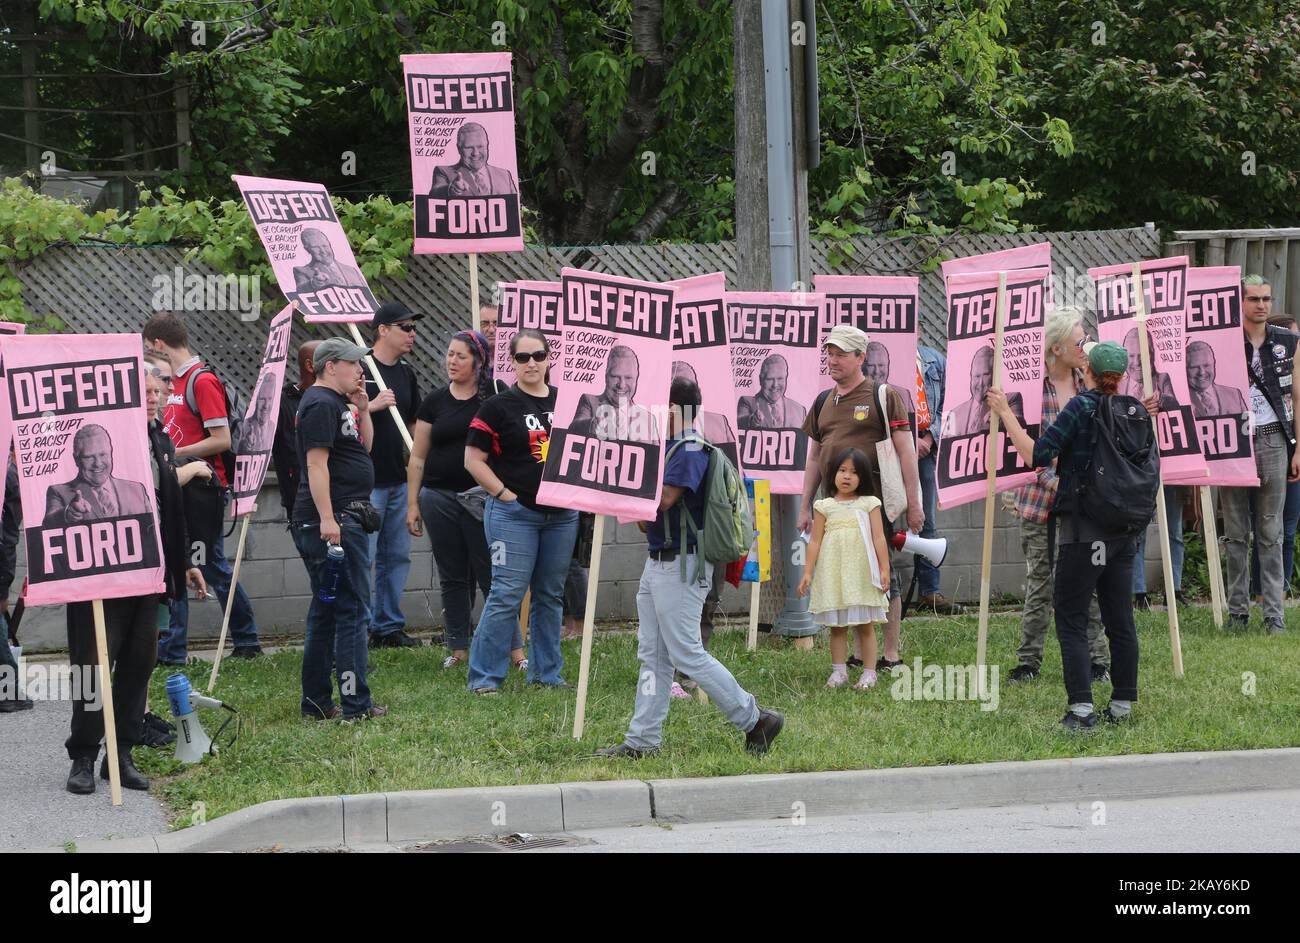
[319,543,345,603]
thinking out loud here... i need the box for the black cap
[371,300,424,328]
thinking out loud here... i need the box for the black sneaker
[1228,614,1249,632]
[744,708,785,755]
[1101,706,1132,724]
[370,631,421,649]
[875,658,903,673]
[66,757,95,795]
[1266,620,1286,636]
[1133,593,1152,611]
[594,743,658,759]
[1091,663,1111,683]
[846,656,864,668]
[1007,664,1039,683]
[228,646,263,660]
[1060,710,1099,732]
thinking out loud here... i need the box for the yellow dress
[810,495,891,626]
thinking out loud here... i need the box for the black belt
[1255,422,1283,437]
[649,549,678,561]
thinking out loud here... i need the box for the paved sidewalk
[0,698,170,850]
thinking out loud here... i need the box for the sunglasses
[147,365,173,381]
[392,322,417,333]
[513,350,548,364]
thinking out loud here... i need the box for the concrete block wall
[16,481,1174,653]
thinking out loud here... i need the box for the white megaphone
[891,531,948,568]
[165,673,226,764]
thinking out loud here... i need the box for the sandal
[854,669,878,690]
[442,654,466,669]
[514,657,529,673]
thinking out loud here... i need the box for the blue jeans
[293,520,373,718]
[1251,479,1300,595]
[368,483,411,637]
[1133,486,1185,593]
[916,452,941,596]
[467,498,577,690]
[158,512,260,663]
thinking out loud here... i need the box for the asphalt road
[0,697,170,851]
[539,789,1300,853]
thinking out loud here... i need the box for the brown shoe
[302,705,342,721]
[342,705,388,722]
[916,592,958,614]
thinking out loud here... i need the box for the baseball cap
[824,324,868,354]
[371,300,424,328]
[313,337,371,372]
[1085,341,1128,375]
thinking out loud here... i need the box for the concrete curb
[37,747,1300,852]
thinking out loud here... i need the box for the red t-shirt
[164,359,231,486]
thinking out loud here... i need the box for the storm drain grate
[406,833,577,853]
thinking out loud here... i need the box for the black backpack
[184,366,244,486]
[1077,394,1160,537]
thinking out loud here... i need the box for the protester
[64,366,207,793]
[0,459,31,713]
[561,513,595,642]
[914,342,954,612]
[478,303,498,347]
[596,376,784,756]
[1008,308,1111,683]
[143,313,263,663]
[798,447,891,690]
[407,330,524,669]
[272,341,319,520]
[1221,276,1298,634]
[292,338,387,721]
[364,301,422,648]
[1251,315,1300,597]
[799,325,924,673]
[464,328,577,693]
[1132,487,1185,610]
[989,341,1145,730]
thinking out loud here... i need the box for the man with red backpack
[144,313,263,664]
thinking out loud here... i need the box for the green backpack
[664,435,755,583]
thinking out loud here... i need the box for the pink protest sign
[536,269,676,520]
[233,174,378,323]
[727,291,823,494]
[937,268,1048,509]
[1,334,164,606]
[495,280,563,381]
[402,52,523,254]
[669,272,740,471]
[232,305,293,517]
[1088,256,1208,481]
[814,275,920,431]
[942,242,1052,284]
[1167,267,1257,486]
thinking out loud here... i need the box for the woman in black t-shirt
[464,329,578,693]
[407,330,524,669]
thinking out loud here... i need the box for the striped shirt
[1012,370,1083,523]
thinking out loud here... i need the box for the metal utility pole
[734,0,819,640]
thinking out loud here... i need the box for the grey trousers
[625,556,760,750]
[1017,517,1109,669]
[1221,428,1289,626]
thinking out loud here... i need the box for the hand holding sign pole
[1133,261,1185,677]
[975,272,1007,693]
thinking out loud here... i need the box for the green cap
[1087,340,1128,375]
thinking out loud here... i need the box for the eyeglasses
[1074,338,1087,350]
[147,365,173,381]
[513,350,548,364]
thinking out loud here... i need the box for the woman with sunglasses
[463,329,577,693]
[407,330,525,670]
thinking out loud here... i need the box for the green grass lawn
[142,605,1300,827]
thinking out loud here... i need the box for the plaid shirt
[1013,370,1084,523]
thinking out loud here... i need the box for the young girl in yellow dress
[797,447,891,689]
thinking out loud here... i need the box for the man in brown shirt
[798,325,924,672]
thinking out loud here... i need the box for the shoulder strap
[183,366,213,416]
[810,388,834,439]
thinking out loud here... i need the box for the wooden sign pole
[1199,486,1225,629]
[207,513,252,693]
[572,514,606,739]
[345,322,414,451]
[975,272,1007,696]
[469,254,481,331]
[1133,262,1185,677]
[746,581,761,652]
[92,600,122,806]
